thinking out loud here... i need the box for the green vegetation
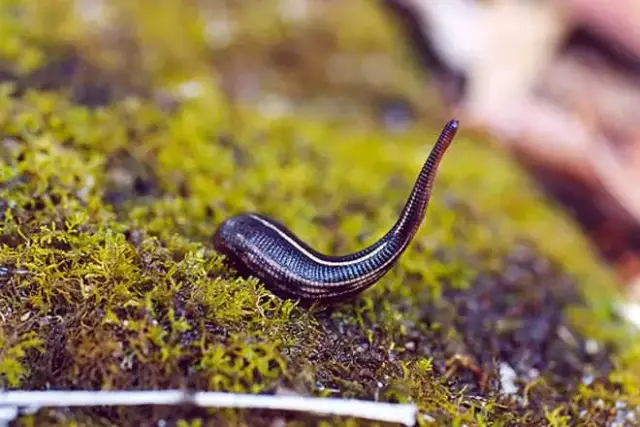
[0,0,639,425]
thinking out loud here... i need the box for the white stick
[0,390,417,426]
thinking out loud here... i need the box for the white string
[0,390,417,426]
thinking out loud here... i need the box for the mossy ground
[1,1,639,426]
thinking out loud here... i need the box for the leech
[212,119,459,305]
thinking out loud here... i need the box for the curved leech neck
[303,118,458,266]
[301,119,459,297]
[302,118,458,264]
[389,119,458,243]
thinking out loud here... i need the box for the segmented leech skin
[212,119,459,305]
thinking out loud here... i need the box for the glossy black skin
[212,119,459,305]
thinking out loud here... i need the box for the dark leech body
[212,119,459,305]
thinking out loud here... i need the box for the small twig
[0,390,417,426]
[445,354,489,392]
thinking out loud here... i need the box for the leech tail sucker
[211,119,460,306]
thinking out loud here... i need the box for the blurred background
[377,0,640,302]
[5,0,640,300]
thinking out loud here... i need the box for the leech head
[443,118,458,139]
[434,119,458,153]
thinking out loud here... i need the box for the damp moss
[0,1,639,426]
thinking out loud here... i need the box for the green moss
[0,0,638,426]
[0,330,43,387]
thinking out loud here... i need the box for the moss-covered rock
[0,1,639,426]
